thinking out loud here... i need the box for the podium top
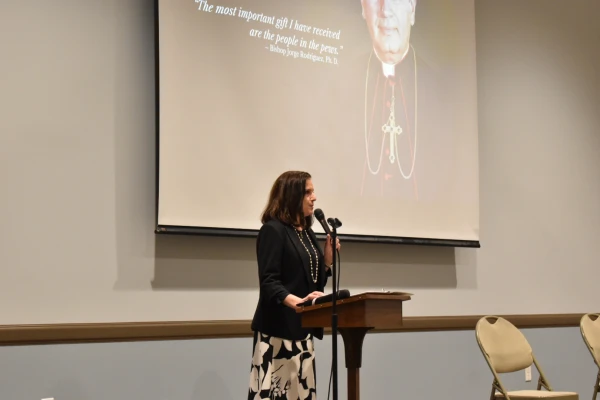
[298,291,412,329]
[298,291,412,313]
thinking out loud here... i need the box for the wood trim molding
[0,314,584,346]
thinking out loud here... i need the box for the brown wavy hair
[261,171,313,228]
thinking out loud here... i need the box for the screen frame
[152,0,481,249]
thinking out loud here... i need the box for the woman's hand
[283,291,325,309]
[324,234,341,268]
[302,291,325,304]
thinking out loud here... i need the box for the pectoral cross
[382,89,402,163]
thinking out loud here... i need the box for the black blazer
[250,218,331,340]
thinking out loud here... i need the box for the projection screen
[156,0,480,245]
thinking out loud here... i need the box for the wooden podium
[299,292,411,400]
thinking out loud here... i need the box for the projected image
[360,0,419,198]
[157,0,479,241]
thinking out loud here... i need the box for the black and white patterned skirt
[248,331,317,400]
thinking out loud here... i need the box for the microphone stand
[328,219,339,400]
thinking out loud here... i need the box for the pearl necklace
[295,228,319,283]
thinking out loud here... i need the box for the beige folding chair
[476,315,578,400]
[580,313,600,400]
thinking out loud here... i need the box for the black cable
[336,249,340,292]
[327,361,333,400]
[326,248,341,400]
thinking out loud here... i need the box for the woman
[248,171,340,400]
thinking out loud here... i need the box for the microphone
[327,217,342,229]
[313,208,332,235]
[312,209,342,400]
[297,289,351,307]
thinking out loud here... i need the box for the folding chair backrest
[581,313,600,367]
[477,316,533,374]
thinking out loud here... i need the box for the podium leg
[347,367,360,400]
[339,327,371,400]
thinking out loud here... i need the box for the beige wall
[0,0,599,325]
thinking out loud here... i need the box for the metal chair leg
[592,371,599,400]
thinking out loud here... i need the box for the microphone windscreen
[313,289,350,305]
[314,208,325,220]
[297,290,351,307]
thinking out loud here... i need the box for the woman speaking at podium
[248,170,340,400]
